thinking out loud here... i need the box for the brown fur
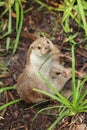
[16,37,86,103]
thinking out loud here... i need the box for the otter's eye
[56,72,61,75]
[38,46,41,49]
[31,46,34,49]
[47,40,50,44]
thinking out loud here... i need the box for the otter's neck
[30,53,51,70]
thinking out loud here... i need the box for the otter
[16,37,86,103]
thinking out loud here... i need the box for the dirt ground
[0,1,87,130]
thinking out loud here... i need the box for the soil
[0,1,87,130]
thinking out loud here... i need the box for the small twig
[1,91,8,118]
[8,91,15,100]
[58,122,69,130]
[76,49,87,58]
[80,63,87,71]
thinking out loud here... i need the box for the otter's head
[30,37,54,57]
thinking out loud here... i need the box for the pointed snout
[45,45,50,49]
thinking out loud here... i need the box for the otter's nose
[45,45,50,49]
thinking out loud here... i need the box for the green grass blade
[0,99,21,111]
[82,0,87,10]
[71,45,76,90]
[66,33,77,43]
[73,80,81,104]
[78,106,87,111]
[0,2,6,7]
[32,105,59,122]
[15,0,20,31]
[34,0,55,11]
[6,37,11,50]
[48,109,68,130]
[62,8,70,23]
[13,0,23,53]
[0,62,8,71]
[79,75,87,93]
[39,71,71,106]
[34,0,66,11]
[6,4,12,50]
[80,99,87,106]
[1,7,9,16]
[79,90,87,102]
[0,86,16,93]
[77,0,87,36]
[33,88,63,103]
[71,45,77,106]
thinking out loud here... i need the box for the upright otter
[16,37,85,103]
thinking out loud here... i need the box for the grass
[0,86,21,111]
[0,0,87,53]
[0,0,87,128]
[0,0,25,53]
[33,43,87,130]
[0,98,21,111]
[34,0,87,36]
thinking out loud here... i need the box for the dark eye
[47,40,50,44]
[31,46,34,49]
[38,46,41,49]
[56,72,61,75]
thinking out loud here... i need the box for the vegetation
[34,0,87,35]
[0,86,21,111]
[33,43,87,130]
[0,1,87,129]
[0,1,23,113]
[0,0,87,52]
[0,0,25,53]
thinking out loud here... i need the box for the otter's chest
[30,53,52,76]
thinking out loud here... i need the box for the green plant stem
[15,0,20,31]
[0,99,21,111]
[32,106,59,123]
[71,45,76,103]
[0,86,16,93]
[13,0,23,54]
[6,3,12,50]
[77,0,87,36]
[48,109,68,130]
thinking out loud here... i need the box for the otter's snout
[45,45,50,49]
